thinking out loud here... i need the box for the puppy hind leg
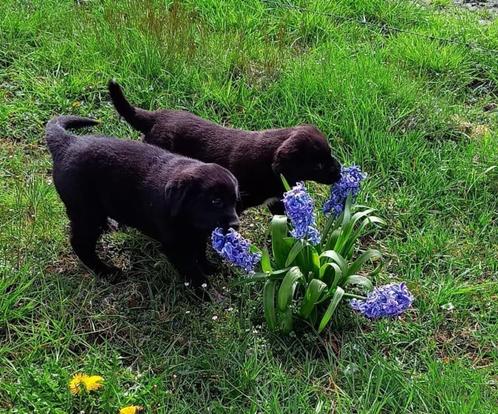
[69,217,122,283]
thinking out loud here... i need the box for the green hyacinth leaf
[321,212,342,246]
[271,215,291,268]
[320,250,348,275]
[300,278,327,318]
[343,215,385,258]
[280,307,294,334]
[347,249,382,277]
[344,275,374,292]
[285,240,305,267]
[341,195,353,226]
[277,266,303,312]
[318,286,345,333]
[319,262,342,288]
[263,280,278,331]
[325,228,342,251]
[280,174,292,191]
[261,248,272,273]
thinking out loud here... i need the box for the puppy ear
[227,171,241,201]
[164,177,189,218]
[272,131,306,175]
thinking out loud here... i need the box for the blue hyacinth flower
[350,283,414,319]
[283,182,321,245]
[211,228,261,273]
[323,165,366,217]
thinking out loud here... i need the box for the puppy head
[272,126,341,185]
[165,163,240,232]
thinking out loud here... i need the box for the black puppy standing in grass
[46,116,240,288]
[108,81,342,214]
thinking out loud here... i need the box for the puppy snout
[223,216,240,231]
[317,167,341,185]
[330,167,341,183]
[228,219,240,231]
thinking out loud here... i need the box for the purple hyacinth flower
[350,283,414,319]
[323,165,366,217]
[211,228,261,273]
[283,182,321,245]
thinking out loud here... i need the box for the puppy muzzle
[222,217,240,231]
[329,168,341,184]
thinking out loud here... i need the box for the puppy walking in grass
[45,116,240,288]
[109,81,342,213]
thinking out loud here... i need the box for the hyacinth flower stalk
[319,165,381,259]
[349,282,414,319]
[211,228,261,273]
[323,165,366,217]
[282,182,321,245]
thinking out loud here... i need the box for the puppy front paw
[184,273,212,301]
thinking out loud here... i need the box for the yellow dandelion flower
[119,406,143,414]
[68,373,86,395]
[68,373,104,395]
[82,375,104,392]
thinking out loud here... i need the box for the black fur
[109,81,342,213]
[46,116,240,287]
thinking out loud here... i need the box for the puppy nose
[331,168,341,183]
[228,219,240,231]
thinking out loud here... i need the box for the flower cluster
[283,182,321,245]
[350,283,414,319]
[68,373,104,395]
[211,228,261,273]
[323,166,366,217]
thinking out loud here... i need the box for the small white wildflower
[441,303,455,311]
[344,363,359,376]
[201,283,207,289]
[212,315,218,321]
[226,307,234,312]
[185,310,191,314]
[184,282,190,287]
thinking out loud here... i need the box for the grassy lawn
[1,0,497,412]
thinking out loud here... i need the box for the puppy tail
[108,80,155,134]
[45,115,99,158]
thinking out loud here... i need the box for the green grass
[1,0,497,412]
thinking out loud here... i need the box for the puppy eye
[212,198,223,207]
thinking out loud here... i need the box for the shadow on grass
[41,226,361,371]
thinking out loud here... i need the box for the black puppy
[108,81,342,213]
[46,116,240,287]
